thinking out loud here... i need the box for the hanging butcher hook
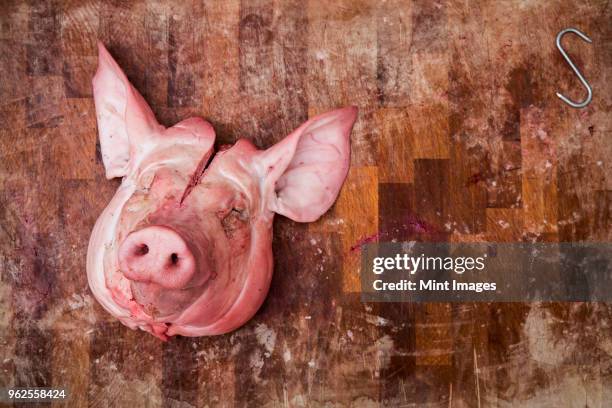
[555,28,593,108]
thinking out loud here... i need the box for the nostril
[135,244,149,256]
[170,253,179,265]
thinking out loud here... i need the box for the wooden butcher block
[0,0,610,407]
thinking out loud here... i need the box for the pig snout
[118,226,197,290]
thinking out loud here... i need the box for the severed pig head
[86,43,357,340]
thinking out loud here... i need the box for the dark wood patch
[167,10,200,108]
[378,182,416,241]
[162,337,201,407]
[63,56,97,98]
[26,0,61,76]
[26,77,64,128]
[414,159,451,238]
[376,0,412,107]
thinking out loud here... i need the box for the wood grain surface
[1,0,611,407]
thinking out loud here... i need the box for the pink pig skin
[87,42,357,340]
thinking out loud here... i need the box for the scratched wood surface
[0,0,611,407]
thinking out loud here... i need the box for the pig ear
[92,42,163,179]
[257,107,357,222]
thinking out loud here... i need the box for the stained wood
[0,0,611,407]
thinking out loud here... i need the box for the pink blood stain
[350,214,442,252]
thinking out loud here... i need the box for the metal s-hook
[556,28,593,108]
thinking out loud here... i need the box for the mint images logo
[361,243,612,302]
[372,278,497,293]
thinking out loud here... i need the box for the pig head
[86,43,357,340]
